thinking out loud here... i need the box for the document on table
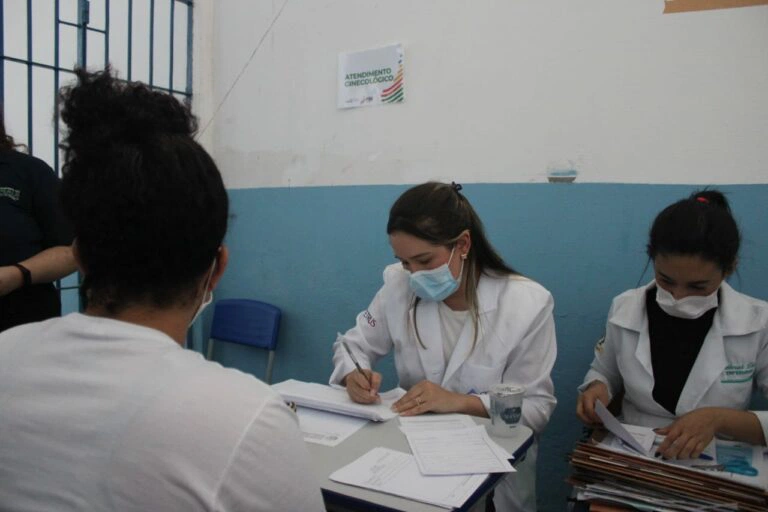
[398,414,477,434]
[272,379,405,421]
[329,447,487,509]
[405,425,514,476]
[296,407,367,447]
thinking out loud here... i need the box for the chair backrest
[209,299,281,350]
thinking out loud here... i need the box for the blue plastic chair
[206,299,282,384]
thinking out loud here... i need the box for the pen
[341,341,373,388]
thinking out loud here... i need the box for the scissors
[721,458,759,476]
[693,458,758,476]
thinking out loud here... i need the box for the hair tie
[696,196,709,204]
[451,181,463,193]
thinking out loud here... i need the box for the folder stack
[568,440,768,511]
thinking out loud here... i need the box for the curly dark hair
[59,67,229,313]
[0,104,20,152]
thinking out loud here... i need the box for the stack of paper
[272,379,405,421]
[570,401,768,510]
[569,440,768,511]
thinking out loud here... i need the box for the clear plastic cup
[489,383,525,437]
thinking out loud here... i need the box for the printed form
[405,424,514,476]
[398,414,477,434]
[329,447,487,509]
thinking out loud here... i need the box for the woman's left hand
[392,380,462,416]
[654,408,720,460]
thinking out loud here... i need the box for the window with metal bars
[1,0,194,314]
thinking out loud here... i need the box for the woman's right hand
[576,380,609,425]
[343,370,382,404]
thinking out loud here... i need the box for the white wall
[193,0,216,150]
[199,0,768,188]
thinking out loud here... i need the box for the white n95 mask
[655,285,718,319]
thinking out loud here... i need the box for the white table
[306,415,534,512]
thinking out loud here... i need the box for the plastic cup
[489,384,525,437]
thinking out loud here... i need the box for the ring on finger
[416,397,423,407]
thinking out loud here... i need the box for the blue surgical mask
[409,247,464,302]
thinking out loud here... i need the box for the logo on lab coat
[363,310,376,327]
[721,362,755,384]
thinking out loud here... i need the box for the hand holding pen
[341,341,382,404]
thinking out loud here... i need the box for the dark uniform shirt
[647,286,717,414]
[0,150,73,332]
[0,150,72,264]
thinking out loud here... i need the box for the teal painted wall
[205,183,768,511]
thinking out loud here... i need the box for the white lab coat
[330,264,558,512]
[582,281,768,443]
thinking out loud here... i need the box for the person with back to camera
[330,181,557,512]
[0,68,324,511]
[0,107,76,332]
[577,190,768,459]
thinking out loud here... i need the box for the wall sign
[664,0,768,13]
[338,44,404,109]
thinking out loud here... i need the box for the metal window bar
[149,0,153,86]
[1,0,195,312]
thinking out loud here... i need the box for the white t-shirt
[437,301,469,363]
[0,313,324,512]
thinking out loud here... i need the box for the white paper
[599,423,721,468]
[399,415,513,462]
[405,425,514,476]
[273,379,405,422]
[296,407,367,447]
[599,423,656,456]
[648,434,716,467]
[329,447,486,509]
[398,414,477,434]
[595,400,651,455]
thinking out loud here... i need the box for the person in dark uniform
[0,108,76,332]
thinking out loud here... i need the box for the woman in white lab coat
[577,190,768,459]
[330,182,557,512]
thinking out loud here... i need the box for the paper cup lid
[490,383,525,395]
